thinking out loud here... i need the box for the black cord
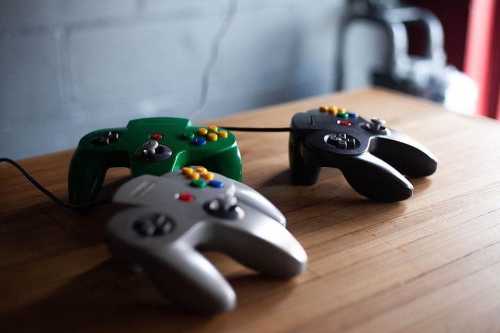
[0,158,105,211]
[221,126,292,132]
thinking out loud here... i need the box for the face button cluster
[191,125,229,146]
[175,167,226,204]
[133,213,174,237]
[94,131,120,145]
[319,105,357,119]
[326,133,360,150]
[363,118,387,134]
[141,139,172,161]
[181,166,221,189]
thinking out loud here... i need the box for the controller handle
[145,242,236,314]
[371,132,438,177]
[289,131,321,185]
[68,130,129,205]
[341,152,414,202]
[203,220,307,278]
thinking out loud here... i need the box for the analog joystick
[363,118,388,134]
[325,133,360,150]
[204,185,244,220]
[141,139,172,161]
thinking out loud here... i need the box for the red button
[178,192,194,202]
[150,132,163,141]
[337,120,352,127]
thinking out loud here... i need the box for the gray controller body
[106,169,307,314]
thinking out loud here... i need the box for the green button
[190,179,207,188]
[338,112,349,119]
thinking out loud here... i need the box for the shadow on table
[260,168,434,192]
[3,258,297,333]
[256,168,434,233]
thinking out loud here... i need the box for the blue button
[208,180,224,188]
[348,112,357,119]
[192,136,206,145]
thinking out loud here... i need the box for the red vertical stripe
[464,0,498,118]
[491,12,500,119]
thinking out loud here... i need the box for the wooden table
[2,89,500,333]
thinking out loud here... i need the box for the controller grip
[289,132,320,185]
[68,150,109,205]
[371,133,437,178]
[207,221,307,278]
[341,152,414,202]
[68,149,129,205]
[145,243,236,314]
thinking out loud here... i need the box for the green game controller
[68,117,243,205]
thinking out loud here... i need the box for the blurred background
[0,0,498,159]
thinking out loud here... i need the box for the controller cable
[220,126,292,132]
[0,158,107,211]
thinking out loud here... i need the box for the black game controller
[289,105,437,202]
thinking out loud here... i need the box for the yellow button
[319,105,328,112]
[182,167,194,176]
[188,172,200,180]
[218,130,228,139]
[202,172,214,181]
[197,128,208,136]
[195,166,207,174]
[327,106,338,115]
[207,132,218,142]
[208,125,218,133]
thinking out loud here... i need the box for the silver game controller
[106,166,307,313]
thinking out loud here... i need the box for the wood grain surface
[2,89,500,333]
